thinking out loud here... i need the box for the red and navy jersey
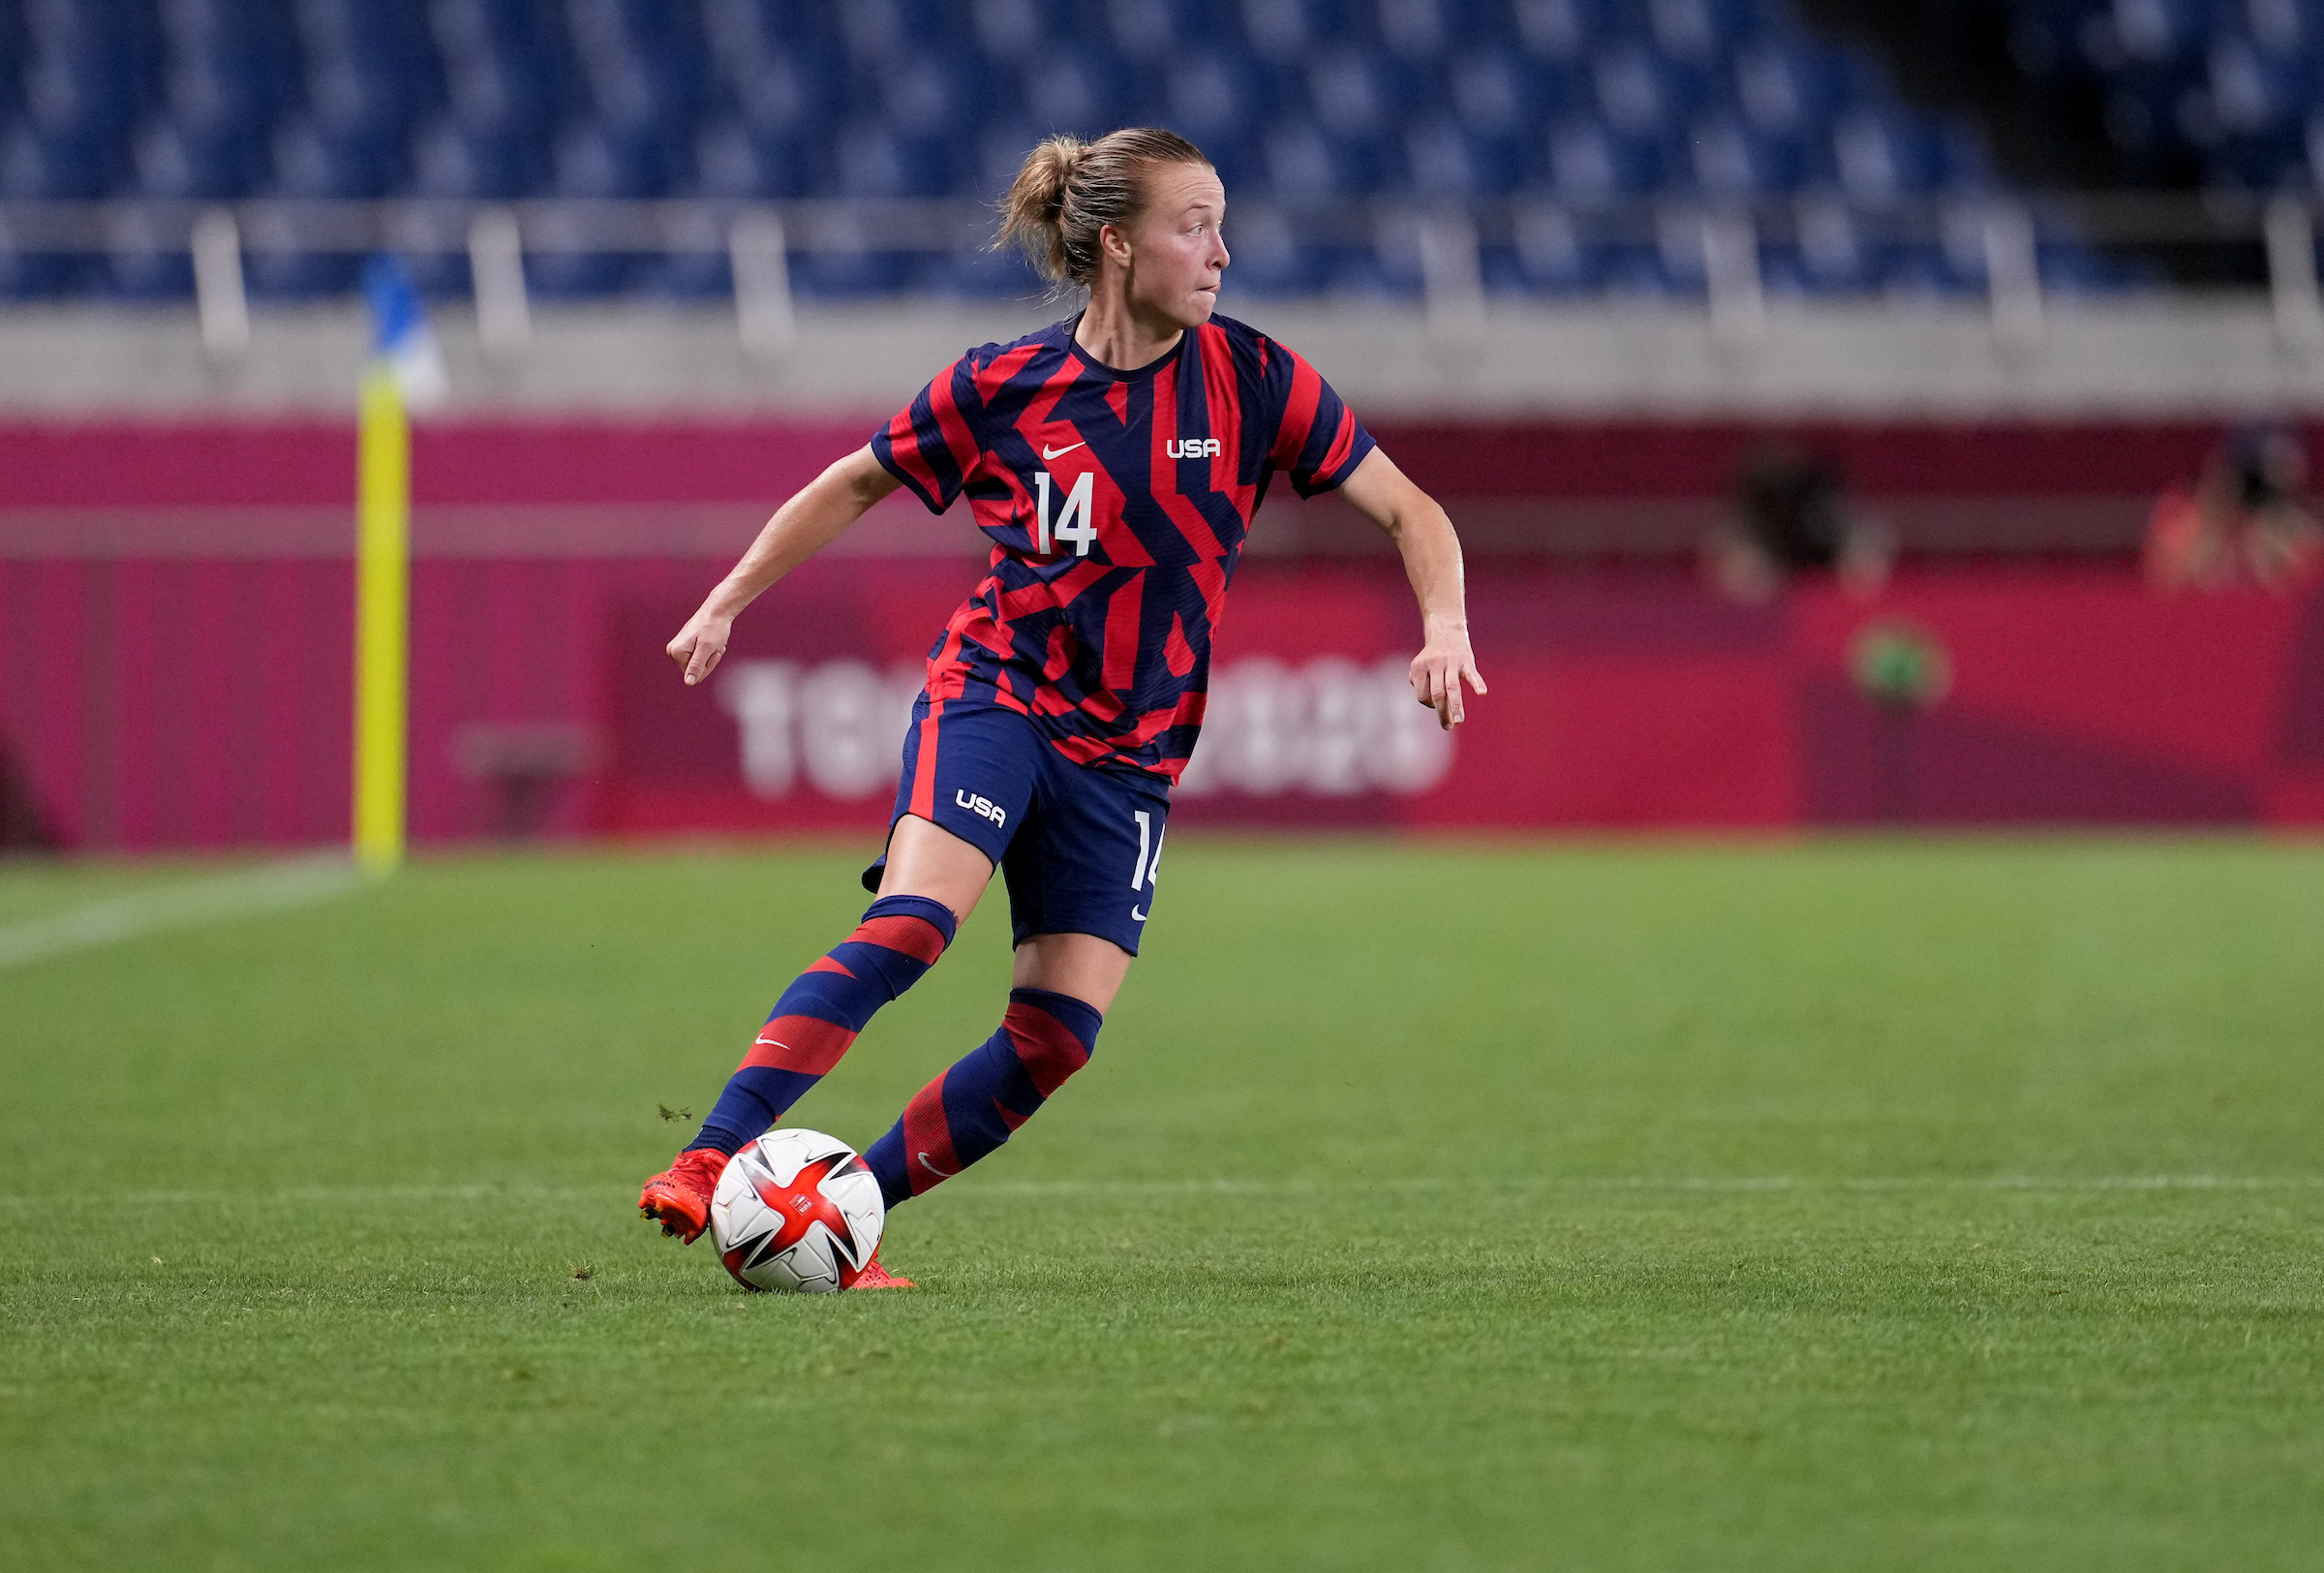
[871,312,1374,782]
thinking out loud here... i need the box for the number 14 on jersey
[1034,469,1097,557]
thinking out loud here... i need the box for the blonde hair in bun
[998,127,1209,289]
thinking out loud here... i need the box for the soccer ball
[709,1128,885,1293]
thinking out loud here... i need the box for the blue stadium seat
[159,46,285,163]
[439,54,560,145]
[130,117,258,200]
[2039,240,2153,293]
[0,123,118,199]
[266,116,397,199]
[1544,115,1665,199]
[2204,27,2309,142]
[524,210,639,298]
[1316,241,1408,296]
[407,116,540,200]
[1163,48,1271,143]
[16,4,153,140]
[16,48,136,164]
[789,247,911,298]
[1102,0,1208,59]
[1730,35,1853,139]
[0,0,2137,300]
[830,121,957,198]
[402,249,473,301]
[1648,0,1774,62]
[1405,118,1529,195]
[1877,241,1972,297]
[99,233,196,302]
[1651,208,1713,295]
[2089,0,2216,67]
[967,0,1045,60]
[1777,196,1874,294]
[0,249,87,301]
[832,0,960,70]
[1831,106,1945,200]
[1019,46,1145,139]
[1511,0,1620,63]
[1445,49,1544,137]
[689,119,804,199]
[1214,207,1327,294]
[1303,44,1415,138]
[973,116,1049,192]
[1681,112,1803,196]
[915,243,1043,299]
[1263,118,1347,198]
[1492,200,1597,293]
[550,121,665,199]
[1758,247,1825,297]
[1239,0,1337,63]
[1591,38,1700,139]
[871,47,983,140]
[2016,0,2324,193]
[727,40,846,140]
[1375,0,1496,58]
[1597,242,1682,296]
[632,246,732,301]
[243,248,359,301]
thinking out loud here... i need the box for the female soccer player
[638,127,1485,1286]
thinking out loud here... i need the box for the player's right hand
[667,610,733,686]
[1410,622,1485,730]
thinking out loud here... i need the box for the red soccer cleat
[637,1146,731,1244]
[849,1249,915,1290]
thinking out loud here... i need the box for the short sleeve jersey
[871,312,1375,783]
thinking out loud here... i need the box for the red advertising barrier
[3,552,2317,849]
[601,560,2324,837]
[5,416,2321,848]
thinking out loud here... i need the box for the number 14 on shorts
[1131,809,1164,921]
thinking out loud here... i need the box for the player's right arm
[667,444,902,686]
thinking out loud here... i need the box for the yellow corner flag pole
[353,365,409,876]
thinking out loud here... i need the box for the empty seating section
[2007,0,2324,191]
[0,0,2119,301]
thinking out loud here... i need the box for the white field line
[3,1175,2321,1208]
[0,854,370,972]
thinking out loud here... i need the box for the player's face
[1124,163,1229,328]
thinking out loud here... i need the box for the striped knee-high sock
[688,894,957,1157]
[864,987,1103,1208]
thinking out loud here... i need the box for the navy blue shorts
[859,695,1172,955]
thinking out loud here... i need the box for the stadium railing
[4,191,2322,361]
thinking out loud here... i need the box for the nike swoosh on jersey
[917,1152,957,1178]
[1041,442,1086,460]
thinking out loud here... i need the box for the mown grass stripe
[5,1174,2320,1208]
[0,855,368,972]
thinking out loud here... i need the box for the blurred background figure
[2145,428,2324,592]
[1703,443,1893,603]
[0,739,58,852]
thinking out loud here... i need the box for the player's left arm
[1337,447,1486,729]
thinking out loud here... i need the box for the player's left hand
[1411,622,1486,729]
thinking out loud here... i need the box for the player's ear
[1098,221,1135,268]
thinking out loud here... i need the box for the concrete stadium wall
[6,295,2324,420]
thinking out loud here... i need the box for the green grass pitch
[3,837,2321,1571]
